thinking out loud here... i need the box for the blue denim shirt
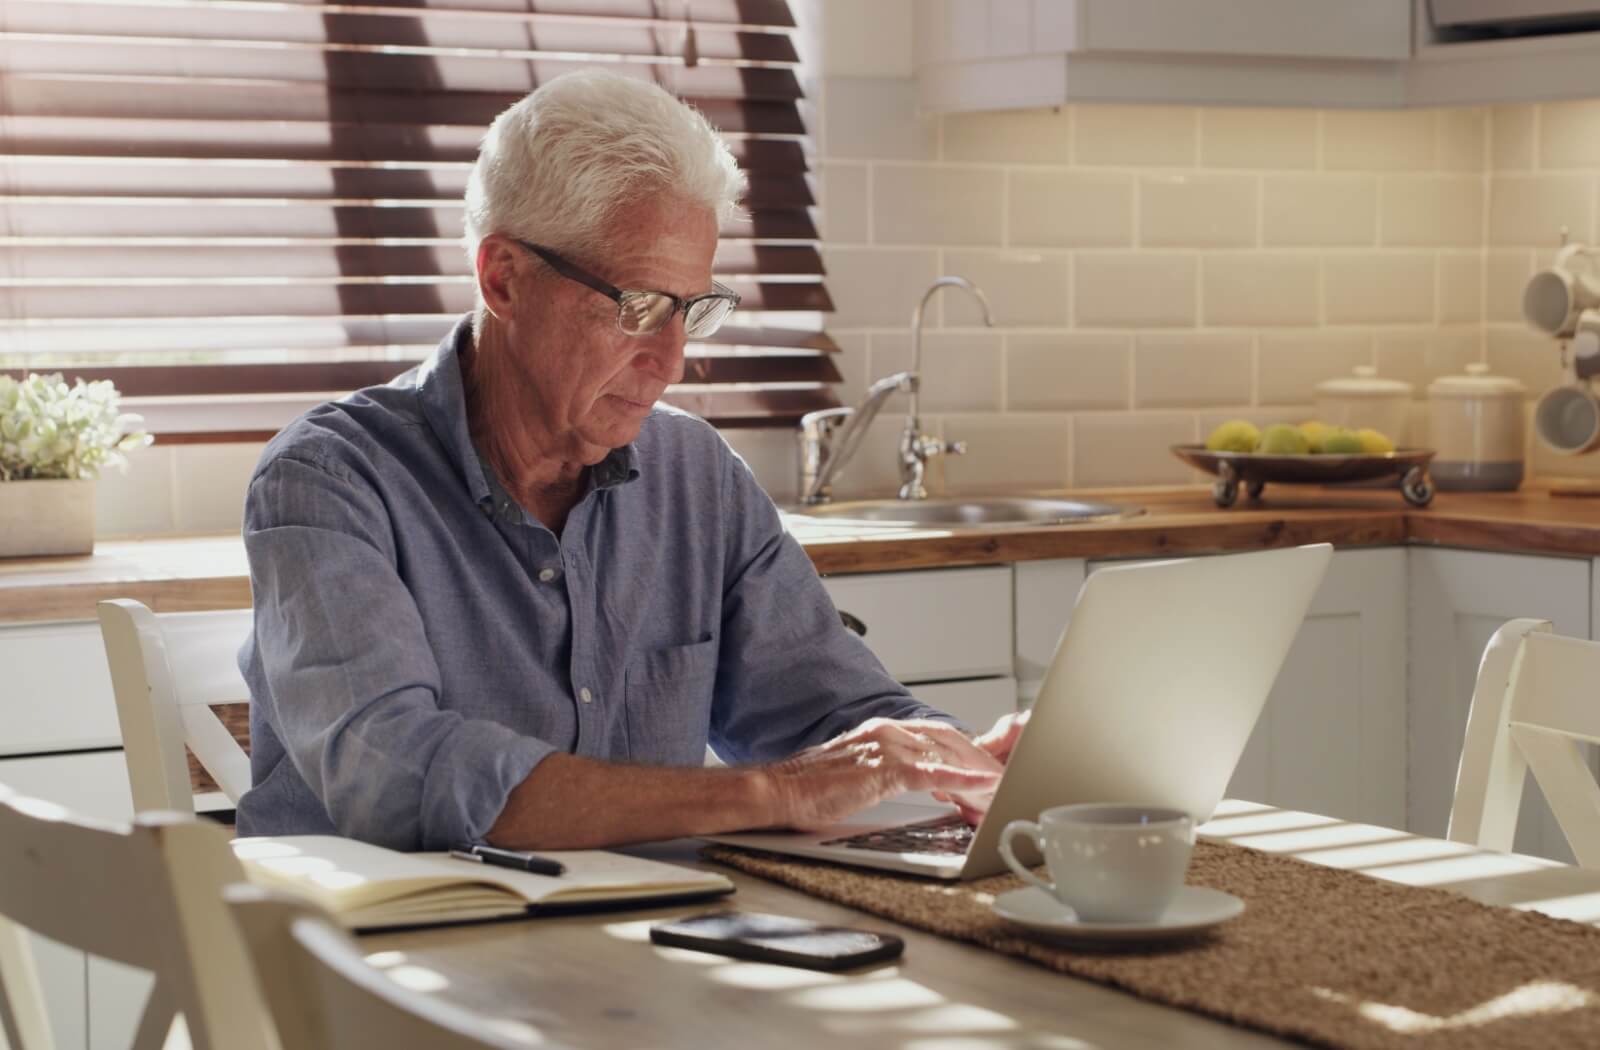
[235,316,949,849]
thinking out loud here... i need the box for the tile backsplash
[95,16,1600,538]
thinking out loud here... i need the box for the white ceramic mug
[1535,383,1600,455]
[998,804,1195,923]
[1524,244,1600,337]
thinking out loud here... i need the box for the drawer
[823,566,1012,684]
[0,621,121,755]
[912,676,1018,732]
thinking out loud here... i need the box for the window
[0,0,839,439]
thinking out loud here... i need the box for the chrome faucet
[796,276,996,504]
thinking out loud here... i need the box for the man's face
[510,198,719,462]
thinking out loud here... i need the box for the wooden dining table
[362,801,1600,1049]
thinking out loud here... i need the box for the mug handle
[998,820,1055,895]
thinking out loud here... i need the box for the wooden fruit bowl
[1170,445,1438,508]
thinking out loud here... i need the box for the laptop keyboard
[820,813,975,856]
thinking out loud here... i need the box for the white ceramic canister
[1312,366,1414,446]
[1427,364,1526,491]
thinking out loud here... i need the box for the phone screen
[649,911,904,971]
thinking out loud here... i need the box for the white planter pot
[0,478,95,557]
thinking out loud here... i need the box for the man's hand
[931,708,1033,821]
[764,718,1002,832]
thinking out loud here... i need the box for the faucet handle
[946,440,968,457]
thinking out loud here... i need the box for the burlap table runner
[704,840,1600,1049]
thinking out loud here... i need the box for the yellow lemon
[1205,419,1261,453]
[1257,423,1310,455]
[1299,421,1332,454]
[1322,428,1363,455]
[1356,427,1395,454]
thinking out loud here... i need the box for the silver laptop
[705,543,1333,880]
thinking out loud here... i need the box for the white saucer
[992,885,1245,944]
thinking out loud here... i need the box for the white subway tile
[1539,100,1600,169]
[1490,105,1536,172]
[1323,110,1436,171]
[871,331,1005,412]
[1073,413,1197,487]
[1487,325,1564,395]
[1006,171,1133,248]
[1262,176,1378,247]
[825,419,922,499]
[1487,175,1592,247]
[941,414,1072,492]
[720,428,800,504]
[820,162,869,243]
[822,77,938,161]
[873,166,1006,245]
[943,108,1071,164]
[95,444,175,538]
[1436,107,1487,172]
[1324,254,1435,324]
[1485,250,1535,324]
[942,250,1071,327]
[1257,331,1375,405]
[1133,333,1252,408]
[1006,334,1131,411]
[830,331,871,410]
[1075,253,1196,328]
[1380,176,1484,248]
[1439,252,1485,323]
[822,247,941,326]
[1374,329,1483,393]
[1202,255,1319,327]
[1075,105,1198,168]
[1139,174,1257,248]
[172,442,266,534]
[1200,108,1318,170]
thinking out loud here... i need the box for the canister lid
[1314,365,1415,398]
[1427,362,1527,398]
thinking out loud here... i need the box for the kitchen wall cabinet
[915,0,1411,112]
[1408,548,1593,863]
[1074,550,1409,828]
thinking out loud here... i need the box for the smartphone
[649,911,905,972]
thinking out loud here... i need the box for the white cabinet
[1227,549,1408,828]
[823,566,1017,731]
[1012,559,1086,706]
[1075,549,1408,826]
[1408,548,1592,862]
[915,0,1411,111]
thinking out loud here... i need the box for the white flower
[0,373,151,481]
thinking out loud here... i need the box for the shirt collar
[414,314,641,509]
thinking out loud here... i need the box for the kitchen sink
[786,496,1145,528]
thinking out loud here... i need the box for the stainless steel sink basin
[787,496,1145,528]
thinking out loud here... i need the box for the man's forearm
[483,752,782,850]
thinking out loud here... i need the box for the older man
[237,70,1017,851]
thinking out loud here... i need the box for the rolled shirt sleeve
[242,454,553,850]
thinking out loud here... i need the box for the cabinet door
[1409,549,1592,862]
[912,677,1019,732]
[0,751,136,1050]
[1085,549,1408,828]
[0,621,121,755]
[1011,559,1086,705]
[1227,549,1407,828]
[822,567,1012,684]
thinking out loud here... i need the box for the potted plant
[0,373,151,557]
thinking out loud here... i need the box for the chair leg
[130,981,179,1050]
[0,916,52,1050]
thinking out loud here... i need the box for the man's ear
[476,236,522,322]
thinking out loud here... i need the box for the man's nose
[638,317,687,385]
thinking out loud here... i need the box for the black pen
[449,843,566,877]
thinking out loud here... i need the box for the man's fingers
[914,763,1002,790]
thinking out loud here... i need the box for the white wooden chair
[224,886,538,1050]
[97,599,254,813]
[1449,617,1600,868]
[0,784,276,1050]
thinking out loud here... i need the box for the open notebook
[232,836,734,931]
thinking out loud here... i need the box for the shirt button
[538,568,557,582]
[579,687,593,704]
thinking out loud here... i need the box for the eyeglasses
[517,241,741,339]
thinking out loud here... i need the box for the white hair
[463,70,747,328]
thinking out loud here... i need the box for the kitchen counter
[1,485,1597,625]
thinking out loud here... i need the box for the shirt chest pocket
[623,635,718,766]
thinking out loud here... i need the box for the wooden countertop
[2,486,1597,625]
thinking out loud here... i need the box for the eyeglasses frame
[515,239,741,338]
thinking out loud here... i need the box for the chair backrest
[1449,617,1600,868]
[224,886,539,1050]
[98,599,254,812]
[0,784,276,1050]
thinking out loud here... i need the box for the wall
[91,0,1597,538]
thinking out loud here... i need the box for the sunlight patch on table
[1367,851,1556,886]
[363,950,407,969]
[822,1003,1019,1036]
[384,964,450,994]
[1312,980,1593,1033]
[1199,810,1341,838]
[1230,823,1408,853]
[708,962,845,990]
[905,1036,1098,1050]
[1296,836,1473,870]
[480,1018,548,1046]
[791,976,946,1012]
[601,919,657,943]
[1513,890,1600,923]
